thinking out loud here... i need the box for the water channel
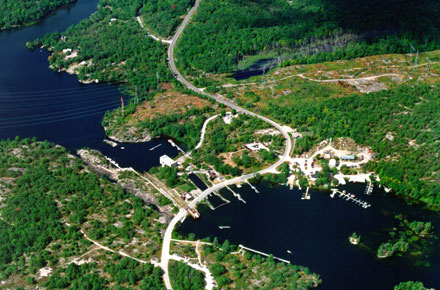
[0,1,438,289]
[0,0,179,171]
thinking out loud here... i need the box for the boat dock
[227,186,246,203]
[331,189,371,209]
[246,181,259,193]
[168,139,185,154]
[238,245,290,264]
[364,182,373,195]
[301,187,311,200]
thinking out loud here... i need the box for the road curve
[161,1,292,288]
[194,114,219,150]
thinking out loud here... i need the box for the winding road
[160,0,293,288]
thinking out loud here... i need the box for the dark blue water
[188,173,208,191]
[0,0,179,172]
[179,183,440,290]
[232,58,280,81]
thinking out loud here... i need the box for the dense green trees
[377,215,435,258]
[169,261,205,290]
[199,238,321,289]
[28,0,174,96]
[0,138,167,288]
[176,0,440,73]
[141,0,195,37]
[0,0,76,30]
[394,281,426,290]
[261,84,440,207]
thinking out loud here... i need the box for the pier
[168,139,185,154]
[226,186,246,203]
[238,245,290,264]
[212,191,231,210]
[364,182,373,195]
[246,181,259,193]
[331,189,371,209]
[301,187,311,200]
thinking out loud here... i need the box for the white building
[329,159,337,168]
[160,155,176,167]
[244,142,269,152]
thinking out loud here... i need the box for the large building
[160,155,177,167]
[341,155,355,161]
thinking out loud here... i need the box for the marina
[330,189,371,209]
[179,182,440,290]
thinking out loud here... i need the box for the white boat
[218,226,230,229]
[287,250,292,254]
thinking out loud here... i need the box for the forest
[169,261,205,290]
[27,0,174,97]
[191,113,284,177]
[0,0,76,30]
[0,138,166,289]
[176,0,440,73]
[140,0,195,37]
[260,84,440,207]
[394,281,427,290]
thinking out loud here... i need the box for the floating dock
[218,226,230,229]
[149,144,162,151]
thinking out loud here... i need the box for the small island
[377,215,434,259]
[349,232,361,245]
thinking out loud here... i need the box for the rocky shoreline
[77,148,174,223]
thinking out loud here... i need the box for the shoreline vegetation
[377,215,435,259]
[0,137,323,289]
[0,0,77,31]
[171,234,322,289]
[23,0,440,211]
[349,232,361,245]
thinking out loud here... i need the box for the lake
[178,183,440,290]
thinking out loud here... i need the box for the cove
[0,0,179,172]
[178,183,440,290]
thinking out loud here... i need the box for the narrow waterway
[0,0,179,171]
[178,183,440,290]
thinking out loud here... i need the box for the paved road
[161,0,293,288]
